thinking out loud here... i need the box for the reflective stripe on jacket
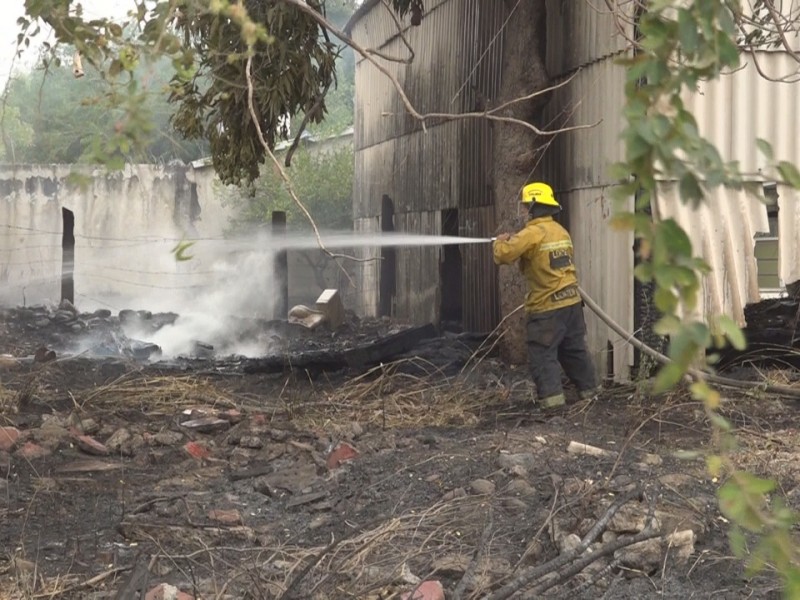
[492,216,581,314]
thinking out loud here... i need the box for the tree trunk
[493,0,550,364]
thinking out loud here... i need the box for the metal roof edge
[344,0,381,35]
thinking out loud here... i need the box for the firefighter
[493,182,600,408]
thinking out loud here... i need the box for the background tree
[16,0,416,183]
[223,143,354,232]
[1,49,207,164]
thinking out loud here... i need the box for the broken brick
[74,434,110,456]
[401,580,445,600]
[0,427,20,452]
[144,583,194,600]
[326,442,359,470]
[15,442,50,460]
[183,441,210,460]
[207,509,242,525]
[218,409,243,424]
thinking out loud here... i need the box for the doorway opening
[379,194,396,317]
[440,208,463,325]
[61,208,75,304]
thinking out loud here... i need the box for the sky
[0,0,130,86]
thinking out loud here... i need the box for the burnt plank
[243,324,438,374]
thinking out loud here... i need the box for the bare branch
[376,0,415,64]
[280,0,596,138]
[244,53,373,275]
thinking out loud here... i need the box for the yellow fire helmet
[521,182,560,207]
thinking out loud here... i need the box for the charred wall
[350,0,509,332]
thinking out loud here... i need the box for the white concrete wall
[0,163,247,313]
[0,163,357,323]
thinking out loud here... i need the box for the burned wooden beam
[243,324,438,375]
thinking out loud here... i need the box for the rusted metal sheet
[565,187,635,382]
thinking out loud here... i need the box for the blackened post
[61,208,75,304]
[272,210,289,319]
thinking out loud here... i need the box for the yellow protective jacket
[493,216,581,314]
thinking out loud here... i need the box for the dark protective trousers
[526,302,597,399]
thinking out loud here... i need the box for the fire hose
[576,286,800,400]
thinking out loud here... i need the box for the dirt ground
[0,305,795,599]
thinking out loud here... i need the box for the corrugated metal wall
[351,0,504,330]
[538,0,636,381]
[566,188,635,380]
[544,0,631,75]
[657,52,800,322]
[653,183,769,325]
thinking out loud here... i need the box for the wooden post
[272,211,289,319]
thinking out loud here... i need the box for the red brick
[74,434,109,456]
[15,442,50,460]
[401,580,445,600]
[0,427,20,452]
[183,441,210,460]
[218,409,243,424]
[326,442,359,470]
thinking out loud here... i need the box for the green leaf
[654,287,679,313]
[778,161,800,188]
[679,172,703,204]
[677,9,699,54]
[737,471,776,496]
[756,138,774,161]
[653,362,685,393]
[716,31,741,68]
[708,412,733,432]
[634,263,653,282]
[718,479,764,531]
[659,219,694,257]
[728,525,747,559]
[653,314,682,336]
[717,315,747,350]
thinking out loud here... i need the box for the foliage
[17,0,420,184]
[224,141,354,232]
[1,51,206,164]
[0,105,34,161]
[611,1,800,593]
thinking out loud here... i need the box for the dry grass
[75,374,237,412]
[294,359,510,429]
[150,495,499,600]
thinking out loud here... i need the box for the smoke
[9,228,491,360]
[119,241,278,358]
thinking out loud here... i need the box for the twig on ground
[524,529,661,598]
[453,507,494,600]
[487,486,643,600]
[279,535,340,600]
